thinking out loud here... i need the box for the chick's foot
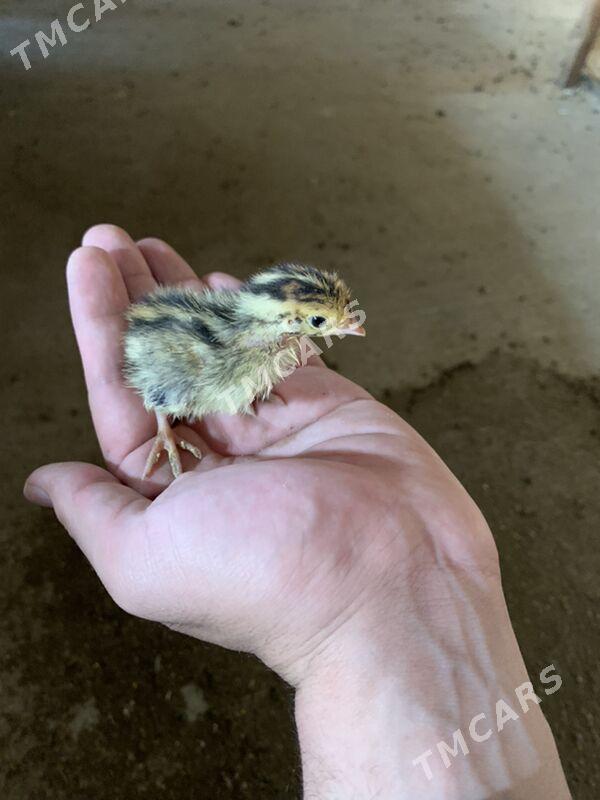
[143,412,202,480]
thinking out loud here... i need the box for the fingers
[83,224,157,301]
[137,238,205,289]
[67,246,127,390]
[24,463,149,597]
[70,226,345,465]
[67,246,156,469]
[137,238,244,295]
[84,226,242,297]
[69,226,246,474]
[202,271,242,291]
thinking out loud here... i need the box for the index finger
[67,246,156,471]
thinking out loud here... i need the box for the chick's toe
[143,412,202,480]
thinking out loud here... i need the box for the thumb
[24,462,149,571]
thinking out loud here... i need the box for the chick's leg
[143,411,203,480]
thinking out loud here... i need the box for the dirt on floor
[1,1,599,798]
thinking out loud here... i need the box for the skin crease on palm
[24,225,571,799]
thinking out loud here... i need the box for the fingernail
[23,482,52,507]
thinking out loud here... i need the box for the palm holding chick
[25,225,499,688]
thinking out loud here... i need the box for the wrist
[294,563,570,800]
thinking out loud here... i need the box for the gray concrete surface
[1,1,599,797]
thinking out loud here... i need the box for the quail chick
[123,263,365,479]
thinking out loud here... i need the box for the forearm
[294,564,571,800]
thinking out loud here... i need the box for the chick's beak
[343,324,366,337]
[331,321,366,337]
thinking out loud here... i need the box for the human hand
[23,224,496,675]
[24,225,569,798]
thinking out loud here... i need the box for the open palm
[25,225,498,685]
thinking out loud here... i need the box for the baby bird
[123,263,365,479]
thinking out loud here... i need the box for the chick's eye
[309,315,327,329]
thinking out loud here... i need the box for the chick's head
[242,263,365,339]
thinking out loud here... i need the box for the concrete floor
[1,1,599,797]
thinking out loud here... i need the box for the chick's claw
[142,413,202,480]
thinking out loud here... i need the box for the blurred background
[1,1,599,797]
